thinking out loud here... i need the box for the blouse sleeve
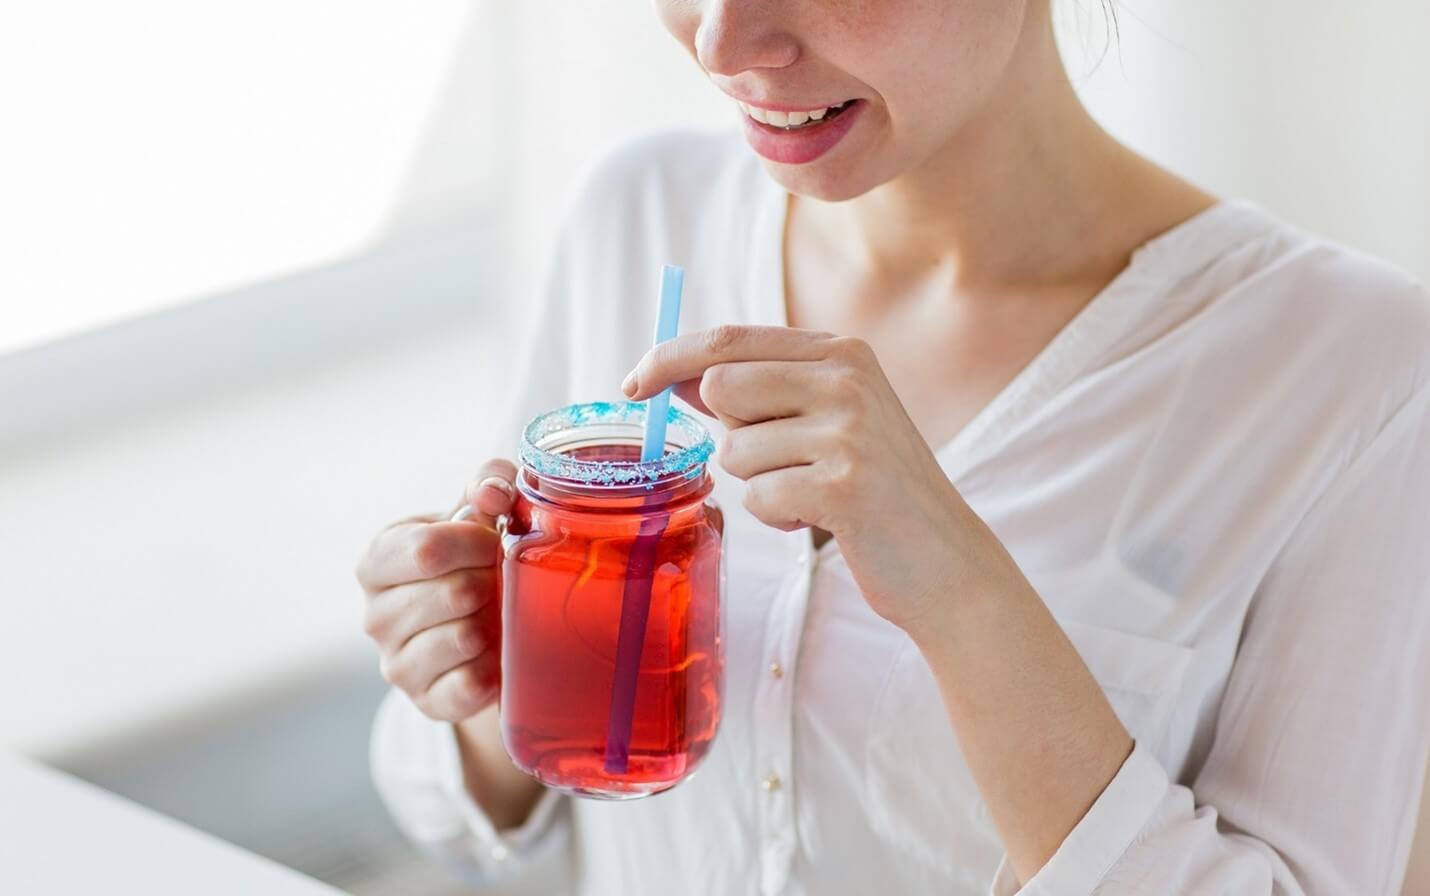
[369,688,572,889]
[993,376,1430,895]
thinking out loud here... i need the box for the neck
[796,11,1208,296]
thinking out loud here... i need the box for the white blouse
[370,130,1430,895]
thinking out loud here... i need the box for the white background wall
[0,0,484,354]
[1062,0,1429,282]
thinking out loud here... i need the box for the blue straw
[640,265,685,461]
[604,263,685,777]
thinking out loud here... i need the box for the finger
[717,416,825,480]
[392,511,445,527]
[364,566,497,649]
[384,610,497,696]
[623,325,835,401]
[698,360,833,426]
[673,376,746,432]
[357,520,500,592]
[742,465,828,532]
[452,458,519,521]
[672,378,713,417]
[423,653,501,721]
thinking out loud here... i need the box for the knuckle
[354,539,386,592]
[698,375,719,411]
[740,487,758,515]
[846,402,871,433]
[718,432,752,480]
[646,340,670,368]
[412,693,439,720]
[742,478,767,513]
[411,529,447,578]
[452,664,493,711]
[830,422,861,457]
[445,571,484,617]
[825,359,864,393]
[361,609,386,642]
[479,457,517,482]
[454,662,481,693]
[823,450,858,490]
[716,431,738,463]
[449,689,484,720]
[830,336,872,363]
[699,363,733,408]
[646,339,678,377]
[377,655,401,688]
[704,324,744,355]
[453,619,484,658]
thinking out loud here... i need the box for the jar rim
[519,401,715,488]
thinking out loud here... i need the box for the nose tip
[694,5,799,77]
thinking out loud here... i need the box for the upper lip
[721,90,853,113]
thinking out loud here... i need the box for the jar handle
[450,503,509,538]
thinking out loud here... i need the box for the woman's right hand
[356,459,518,722]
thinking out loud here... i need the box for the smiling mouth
[737,100,857,131]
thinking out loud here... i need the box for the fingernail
[476,476,512,496]
[621,370,638,397]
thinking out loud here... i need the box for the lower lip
[740,100,864,166]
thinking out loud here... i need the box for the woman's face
[656,0,1036,201]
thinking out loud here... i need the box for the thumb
[453,458,518,522]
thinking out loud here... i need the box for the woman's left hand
[622,324,1016,632]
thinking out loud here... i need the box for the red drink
[500,404,725,799]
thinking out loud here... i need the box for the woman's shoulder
[1258,214,1427,331]
[1113,202,1430,474]
[1251,210,1430,390]
[1178,202,1425,323]
[1180,202,1430,400]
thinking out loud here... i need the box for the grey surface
[0,751,345,895]
[54,656,468,895]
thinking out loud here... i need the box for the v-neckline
[743,183,1274,485]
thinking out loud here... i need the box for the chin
[760,157,886,203]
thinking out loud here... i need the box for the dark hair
[1101,0,1121,47]
[1069,0,1121,74]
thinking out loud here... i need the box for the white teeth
[741,102,769,124]
[739,100,851,128]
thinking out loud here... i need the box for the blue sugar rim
[520,400,714,487]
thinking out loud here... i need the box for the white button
[490,843,510,862]
[769,661,784,679]
[762,772,782,792]
[796,554,808,566]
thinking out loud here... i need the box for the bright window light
[0,1,476,354]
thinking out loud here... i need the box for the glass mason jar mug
[456,401,726,799]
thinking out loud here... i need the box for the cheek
[765,1,1027,202]
[856,1,1028,152]
[653,0,700,53]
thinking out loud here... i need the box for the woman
[356,1,1430,892]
